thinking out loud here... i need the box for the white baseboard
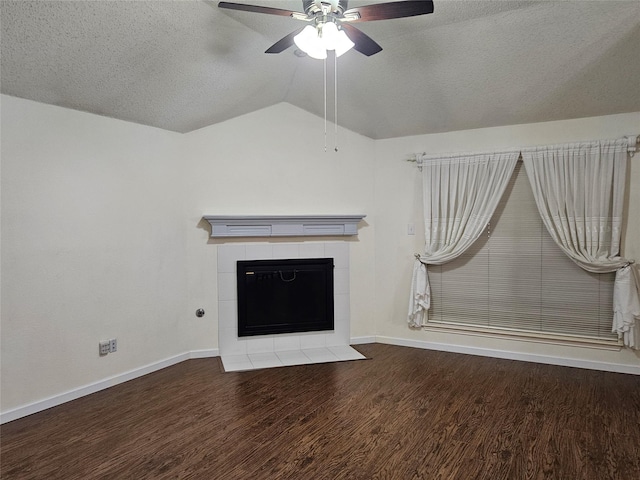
[350,336,376,345]
[0,348,219,425]
[189,348,220,359]
[375,336,640,375]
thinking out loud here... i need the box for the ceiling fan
[218,0,434,58]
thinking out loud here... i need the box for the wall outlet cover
[99,341,110,356]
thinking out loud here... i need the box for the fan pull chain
[334,52,338,152]
[322,53,339,153]
[323,57,327,152]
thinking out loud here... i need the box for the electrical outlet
[99,341,110,356]
[407,223,416,235]
[109,338,117,353]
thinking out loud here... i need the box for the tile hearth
[221,345,366,372]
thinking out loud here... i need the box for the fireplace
[216,242,350,357]
[237,258,334,337]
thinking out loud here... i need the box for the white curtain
[408,151,520,327]
[613,264,640,349]
[521,138,639,348]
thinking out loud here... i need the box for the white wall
[1,95,188,413]
[373,112,640,371]
[2,94,637,419]
[1,97,377,416]
[180,103,377,352]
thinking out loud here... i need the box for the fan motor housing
[303,0,347,16]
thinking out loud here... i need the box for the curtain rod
[407,134,640,170]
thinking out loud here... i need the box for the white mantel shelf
[203,215,366,238]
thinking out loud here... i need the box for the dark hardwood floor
[2,343,639,479]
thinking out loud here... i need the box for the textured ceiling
[1,0,639,139]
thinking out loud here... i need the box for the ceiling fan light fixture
[334,29,354,57]
[294,21,353,59]
[294,24,327,59]
[320,21,339,50]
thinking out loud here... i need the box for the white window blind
[427,161,616,341]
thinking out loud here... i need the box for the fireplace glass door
[236,258,334,337]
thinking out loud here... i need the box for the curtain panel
[408,151,519,327]
[521,139,639,348]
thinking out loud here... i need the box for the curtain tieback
[414,253,428,266]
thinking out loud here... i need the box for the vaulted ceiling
[2,0,639,139]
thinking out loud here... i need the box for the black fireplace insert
[236,258,334,337]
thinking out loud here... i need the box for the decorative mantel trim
[203,215,366,238]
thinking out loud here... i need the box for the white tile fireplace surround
[217,242,364,371]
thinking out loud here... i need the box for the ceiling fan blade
[265,27,304,54]
[341,23,382,56]
[218,1,300,18]
[343,0,434,22]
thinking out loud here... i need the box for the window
[427,162,616,342]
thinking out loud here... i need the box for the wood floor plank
[2,344,639,479]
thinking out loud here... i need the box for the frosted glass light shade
[294,22,354,59]
[294,25,327,59]
[334,30,355,57]
[321,21,339,50]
